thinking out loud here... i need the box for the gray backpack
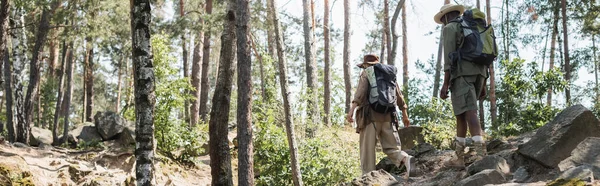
[365,63,398,113]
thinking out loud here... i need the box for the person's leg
[378,121,414,176]
[360,123,377,175]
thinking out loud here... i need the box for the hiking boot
[401,155,416,177]
[444,140,466,169]
[473,142,487,161]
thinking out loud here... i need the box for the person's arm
[347,72,368,123]
[440,24,457,99]
[396,85,410,127]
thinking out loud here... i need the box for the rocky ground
[349,104,600,186]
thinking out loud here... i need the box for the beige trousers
[359,121,409,175]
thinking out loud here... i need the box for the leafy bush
[254,106,360,185]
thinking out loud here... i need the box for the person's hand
[346,111,354,123]
[479,88,487,100]
[402,116,410,127]
[440,85,449,99]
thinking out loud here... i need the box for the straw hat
[356,54,380,68]
[434,4,465,24]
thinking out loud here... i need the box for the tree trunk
[380,31,386,63]
[266,0,276,58]
[11,6,27,144]
[208,1,236,185]
[190,30,203,127]
[383,0,392,64]
[130,0,156,184]
[323,0,331,126]
[199,0,213,122]
[52,40,67,145]
[343,0,352,118]
[593,35,599,110]
[180,0,190,125]
[434,0,450,98]
[477,0,481,9]
[486,0,498,130]
[302,0,318,133]
[48,30,59,78]
[390,0,406,68]
[269,0,303,184]
[561,0,571,106]
[250,35,267,102]
[236,0,253,184]
[23,2,56,143]
[548,6,559,106]
[116,57,122,113]
[61,41,74,146]
[401,3,408,90]
[3,50,15,142]
[0,0,10,138]
[84,37,94,122]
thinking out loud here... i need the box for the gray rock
[29,126,53,146]
[71,122,103,143]
[94,111,129,140]
[486,139,514,155]
[557,165,596,182]
[118,126,135,145]
[13,142,28,148]
[455,169,505,186]
[558,137,600,173]
[414,170,466,186]
[467,155,510,176]
[512,166,529,182]
[518,105,600,168]
[351,169,401,186]
[398,126,425,150]
[376,157,399,175]
[412,143,435,157]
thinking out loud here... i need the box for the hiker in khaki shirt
[346,54,415,176]
[434,4,489,168]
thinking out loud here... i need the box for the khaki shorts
[450,75,485,115]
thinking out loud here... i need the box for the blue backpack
[450,9,498,66]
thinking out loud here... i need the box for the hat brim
[356,61,379,68]
[434,5,465,24]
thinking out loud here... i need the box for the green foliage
[495,58,564,136]
[148,34,206,163]
[254,105,360,185]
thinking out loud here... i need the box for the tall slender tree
[84,37,94,122]
[548,4,559,106]
[23,0,58,144]
[208,0,236,184]
[390,0,406,67]
[269,0,303,184]
[11,5,27,144]
[302,0,318,131]
[3,50,14,142]
[0,0,10,140]
[561,0,571,106]
[130,0,156,184]
[180,0,190,126]
[343,0,352,117]
[190,29,204,126]
[236,0,253,184]
[401,3,408,89]
[383,0,392,64]
[61,39,74,146]
[487,0,498,129]
[323,0,331,126]
[199,0,213,122]
[434,0,451,98]
[52,19,71,144]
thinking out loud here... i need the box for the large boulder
[558,137,600,173]
[466,155,510,176]
[454,169,505,186]
[398,126,425,150]
[94,111,129,140]
[518,105,600,168]
[557,165,597,183]
[71,122,102,143]
[118,126,135,145]
[29,127,53,146]
[350,170,401,186]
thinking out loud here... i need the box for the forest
[0,0,598,185]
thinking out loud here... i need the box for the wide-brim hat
[434,4,465,24]
[356,54,380,68]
